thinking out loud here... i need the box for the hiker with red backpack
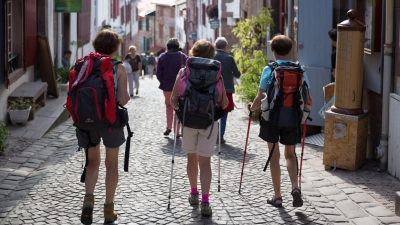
[66,29,130,224]
[170,39,229,216]
[248,35,312,208]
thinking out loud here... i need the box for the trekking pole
[218,121,221,192]
[239,109,253,194]
[167,115,179,210]
[298,118,311,190]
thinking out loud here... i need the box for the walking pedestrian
[213,37,241,144]
[328,28,337,79]
[124,45,142,96]
[141,53,148,78]
[147,52,156,79]
[156,38,187,137]
[248,35,311,208]
[79,29,130,224]
[170,39,229,216]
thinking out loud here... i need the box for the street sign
[189,32,197,40]
[210,19,220,30]
[55,0,82,13]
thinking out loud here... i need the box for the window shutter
[78,1,91,44]
[24,0,37,68]
[146,17,149,31]
[121,7,125,24]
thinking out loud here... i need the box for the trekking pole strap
[263,142,276,172]
[124,123,133,172]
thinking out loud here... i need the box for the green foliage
[8,97,34,110]
[56,67,71,84]
[232,8,274,103]
[0,121,8,155]
[114,52,122,61]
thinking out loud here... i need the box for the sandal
[267,196,282,207]
[291,188,303,207]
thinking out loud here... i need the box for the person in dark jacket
[213,37,241,143]
[156,38,188,137]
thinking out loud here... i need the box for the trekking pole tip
[238,189,241,194]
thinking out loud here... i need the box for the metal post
[57,13,63,68]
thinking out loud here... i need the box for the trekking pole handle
[247,103,254,117]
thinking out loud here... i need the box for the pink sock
[202,194,209,203]
[190,187,198,194]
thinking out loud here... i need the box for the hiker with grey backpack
[169,39,229,216]
[248,35,312,208]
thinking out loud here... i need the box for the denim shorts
[76,127,125,148]
[259,118,299,145]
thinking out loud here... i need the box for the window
[139,17,149,31]
[202,4,206,25]
[78,1,91,44]
[4,0,37,86]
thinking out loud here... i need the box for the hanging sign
[55,0,82,13]
[210,19,220,30]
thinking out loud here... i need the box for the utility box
[323,110,369,170]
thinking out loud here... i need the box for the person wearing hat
[147,52,156,79]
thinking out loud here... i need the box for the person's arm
[156,57,163,81]
[170,69,183,110]
[138,62,142,76]
[249,88,266,111]
[116,64,130,106]
[124,54,130,62]
[230,57,241,78]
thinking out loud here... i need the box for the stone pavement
[0,77,400,224]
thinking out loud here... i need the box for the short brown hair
[92,29,123,55]
[270,35,292,56]
[189,39,215,59]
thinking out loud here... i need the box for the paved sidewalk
[0,77,399,224]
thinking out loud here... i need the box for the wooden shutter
[24,0,37,68]
[121,6,125,24]
[78,1,91,44]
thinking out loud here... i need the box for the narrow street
[0,77,399,224]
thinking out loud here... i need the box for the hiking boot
[200,202,212,216]
[164,129,172,136]
[104,202,118,224]
[81,194,94,225]
[188,193,199,205]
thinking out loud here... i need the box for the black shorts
[259,118,299,145]
[76,127,125,148]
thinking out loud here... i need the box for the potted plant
[232,8,273,119]
[56,66,71,91]
[8,97,33,125]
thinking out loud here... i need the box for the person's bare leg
[267,142,281,204]
[105,147,120,204]
[284,145,299,190]
[199,156,212,195]
[187,153,199,188]
[85,145,101,194]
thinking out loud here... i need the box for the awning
[149,45,165,55]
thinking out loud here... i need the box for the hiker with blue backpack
[248,35,312,208]
[66,29,130,224]
[170,39,229,216]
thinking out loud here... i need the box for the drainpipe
[376,0,394,171]
[218,0,221,37]
[57,12,63,68]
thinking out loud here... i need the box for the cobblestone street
[1,77,400,224]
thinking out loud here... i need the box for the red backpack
[261,61,312,126]
[66,52,121,130]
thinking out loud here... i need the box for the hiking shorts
[182,122,218,157]
[76,127,125,149]
[259,118,298,145]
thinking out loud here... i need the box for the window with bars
[6,0,12,59]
